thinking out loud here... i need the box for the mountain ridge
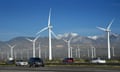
[0,33,120,60]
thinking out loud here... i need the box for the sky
[0,0,120,41]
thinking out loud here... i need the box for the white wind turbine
[112,47,115,57]
[76,45,81,58]
[38,43,41,58]
[26,35,40,58]
[70,47,73,58]
[87,48,90,58]
[7,44,16,60]
[97,19,114,59]
[91,46,96,58]
[36,8,58,60]
[63,36,73,58]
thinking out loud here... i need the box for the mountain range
[0,33,120,60]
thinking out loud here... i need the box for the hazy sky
[0,0,120,41]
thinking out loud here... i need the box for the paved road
[0,66,120,72]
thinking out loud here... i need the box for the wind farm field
[0,34,120,60]
[0,1,120,72]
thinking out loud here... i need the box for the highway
[0,66,120,72]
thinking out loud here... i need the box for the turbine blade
[36,27,48,35]
[7,44,16,48]
[12,45,16,48]
[69,36,73,41]
[63,39,67,42]
[48,8,51,26]
[34,35,40,41]
[107,19,114,30]
[7,44,12,48]
[51,30,60,39]
[111,32,118,37]
[97,27,106,31]
[26,38,33,42]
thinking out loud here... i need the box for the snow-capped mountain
[88,36,99,40]
[88,33,119,40]
[57,32,79,39]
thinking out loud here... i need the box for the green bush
[106,59,120,63]
[75,59,88,63]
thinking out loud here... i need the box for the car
[28,57,44,67]
[6,60,15,64]
[6,57,15,64]
[63,58,74,63]
[15,60,28,66]
[91,57,106,63]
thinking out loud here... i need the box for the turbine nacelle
[106,29,111,32]
[48,25,53,29]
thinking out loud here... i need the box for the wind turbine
[112,47,115,57]
[70,47,73,58]
[93,47,96,58]
[97,19,114,59]
[38,43,41,58]
[26,35,40,57]
[27,49,30,59]
[76,45,81,58]
[91,46,96,58]
[36,8,58,60]
[7,52,9,59]
[63,36,73,58]
[7,44,16,60]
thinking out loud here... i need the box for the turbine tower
[91,46,96,58]
[97,19,114,59]
[76,45,81,58]
[38,43,41,58]
[26,35,40,57]
[36,8,58,60]
[70,47,73,58]
[87,48,90,58]
[7,44,16,60]
[112,47,115,57]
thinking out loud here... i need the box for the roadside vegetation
[0,58,120,66]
